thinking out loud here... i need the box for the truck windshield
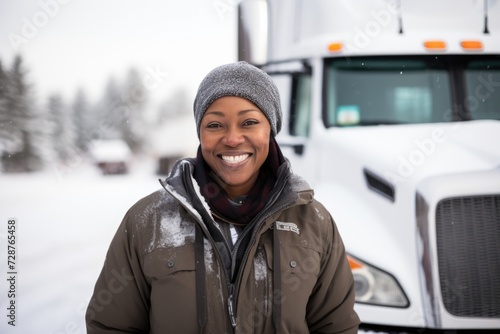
[324,56,500,127]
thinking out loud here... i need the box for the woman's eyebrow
[204,110,225,117]
[204,109,261,117]
[238,109,261,115]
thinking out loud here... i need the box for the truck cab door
[271,69,314,181]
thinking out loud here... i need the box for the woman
[86,61,360,333]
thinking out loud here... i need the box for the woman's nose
[222,126,245,147]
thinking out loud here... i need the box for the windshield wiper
[339,120,403,126]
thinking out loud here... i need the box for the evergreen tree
[0,58,22,171]
[72,88,92,152]
[0,60,15,158]
[97,76,123,140]
[47,93,75,163]
[0,55,44,172]
[121,67,148,152]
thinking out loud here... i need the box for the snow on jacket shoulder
[86,158,360,333]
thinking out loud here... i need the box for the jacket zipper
[184,209,236,333]
[160,177,235,333]
[175,197,235,332]
[232,200,294,300]
[229,171,291,280]
[228,283,237,328]
[161,163,302,331]
[230,175,295,324]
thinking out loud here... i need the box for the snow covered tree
[47,93,76,163]
[0,60,13,156]
[93,68,150,153]
[0,55,44,172]
[121,67,148,152]
[96,76,123,141]
[0,58,22,170]
[72,88,92,152]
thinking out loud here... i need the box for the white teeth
[221,154,249,164]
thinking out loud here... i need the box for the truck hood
[313,120,500,318]
[330,120,500,187]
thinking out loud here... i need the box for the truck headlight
[347,255,409,307]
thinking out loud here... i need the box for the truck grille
[436,195,500,317]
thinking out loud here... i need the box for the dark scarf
[194,137,285,225]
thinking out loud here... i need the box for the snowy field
[0,158,161,334]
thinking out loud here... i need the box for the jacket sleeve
[86,208,151,333]
[306,202,360,334]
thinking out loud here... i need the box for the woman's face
[200,96,271,199]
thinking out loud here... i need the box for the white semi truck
[238,0,500,332]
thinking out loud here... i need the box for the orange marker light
[424,40,447,50]
[347,255,364,270]
[461,40,483,50]
[328,42,343,52]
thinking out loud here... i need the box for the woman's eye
[206,122,221,128]
[243,119,259,126]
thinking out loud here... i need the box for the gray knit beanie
[193,61,282,137]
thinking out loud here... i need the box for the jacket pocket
[143,245,196,279]
[261,239,321,332]
[143,245,200,333]
[263,238,322,293]
[263,239,321,281]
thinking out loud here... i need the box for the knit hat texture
[193,61,282,137]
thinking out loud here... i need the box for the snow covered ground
[0,158,161,334]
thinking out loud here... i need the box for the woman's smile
[220,153,250,165]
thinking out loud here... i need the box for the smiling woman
[86,61,360,333]
[199,97,271,199]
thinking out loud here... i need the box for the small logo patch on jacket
[275,221,300,235]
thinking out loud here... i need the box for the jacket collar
[160,157,314,219]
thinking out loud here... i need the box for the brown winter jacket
[86,158,360,333]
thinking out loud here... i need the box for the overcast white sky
[0,0,238,107]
